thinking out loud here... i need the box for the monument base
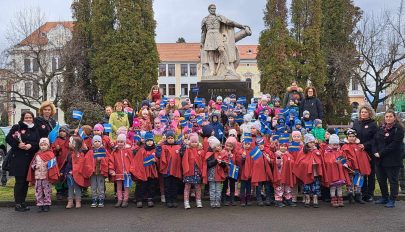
[189,79,253,104]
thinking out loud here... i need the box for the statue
[200,4,252,80]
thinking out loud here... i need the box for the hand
[18,142,26,149]
[55,145,60,150]
[358,144,364,150]
[374,153,380,158]
[110,171,116,176]
[25,144,32,150]
[343,163,349,168]
[74,128,79,134]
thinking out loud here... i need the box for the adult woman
[352,104,378,202]
[103,106,113,124]
[373,110,404,208]
[299,87,323,121]
[6,111,41,211]
[35,101,57,138]
[109,102,129,141]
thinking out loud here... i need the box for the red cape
[248,148,273,186]
[293,148,328,185]
[27,150,59,184]
[202,137,209,154]
[102,135,113,152]
[81,149,110,178]
[108,148,133,182]
[83,137,93,152]
[71,152,90,187]
[202,150,229,184]
[322,147,351,187]
[341,143,371,175]
[131,148,159,181]
[182,147,204,177]
[236,147,253,181]
[159,144,182,179]
[51,137,69,170]
[272,152,296,187]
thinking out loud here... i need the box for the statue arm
[200,20,207,47]
[218,15,245,29]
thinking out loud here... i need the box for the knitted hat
[304,134,316,144]
[216,96,223,101]
[345,128,357,137]
[92,135,102,144]
[165,130,176,138]
[141,100,150,108]
[59,125,69,133]
[144,132,154,141]
[189,133,199,143]
[117,134,127,142]
[243,113,252,122]
[208,136,221,149]
[291,131,301,138]
[228,129,237,137]
[256,136,265,145]
[202,124,214,137]
[294,119,302,125]
[190,110,196,116]
[303,110,310,117]
[314,119,322,127]
[243,133,252,143]
[225,136,237,147]
[251,120,261,131]
[39,138,50,146]
[329,134,340,144]
[93,124,104,132]
[117,127,127,135]
[277,118,286,124]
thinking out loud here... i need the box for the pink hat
[173,110,180,117]
[292,131,301,138]
[225,136,237,147]
[117,134,127,142]
[154,117,161,123]
[169,98,175,103]
[159,110,166,116]
[93,123,104,132]
[189,133,199,143]
[117,126,128,135]
[190,110,196,116]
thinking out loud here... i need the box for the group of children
[27,87,373,211]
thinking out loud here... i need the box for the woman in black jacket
[6,111,41,212]
[352,104,378,202]
[299,87,323,121]
[373,109,404,208]
[35,101,57,138]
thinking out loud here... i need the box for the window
[159,84,167,96]
[24,59,31,73]
[181,64,188,76]
[168,64,175,76]
[190,64,197,76]
[52,57,57,72]
[352,78,359,91]
[181,84,189,96]
[0,85,5,97]
[25,82,32,97]
[33,58,39,72]
[33,83,39,98]
[159,64,166,77]
[168,84,175,96]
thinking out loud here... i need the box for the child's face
[228,117,234,123]
[296,124,302,129]
[154,121,161,128]
[117,140,125,149]
[69,137,75,149]
[167,136,175,144]
[93,141,102,149]
[264,110,269,116]
[325,132,331,140]
[190,141,198,148]
[243,142,251,149]
[307,142,316,149]
[250,127,257,135]
[215,145,222,152]
[39,143,49,151]
[212,116,218,122]
[93,130,102,136]
[59,131,67,138]
[330,144,340,150]
[279,144,287,153]
[304,114,309,119]
[274,101,280,107]
[153,88,159,94]
[292,134,301,142]
[225,143,233,151]
[142,112,149,118]
[316,124,322,128]
[146,140,154,146]
[347,134,357,143]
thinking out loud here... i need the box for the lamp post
[11,96,16,125]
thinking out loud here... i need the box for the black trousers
[164,176,180,203]
[221,177,236,201]
[136,178,156,201]
[14,176,29,204]
[362,157,376,197]
[376,164,400,200]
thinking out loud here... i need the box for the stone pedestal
[189,79,253,103]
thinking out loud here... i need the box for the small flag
[93,148,107,158]
[48,123,60,144]
[134,131,142,142]
[103,124,112,133]
[288,142,301,152]
[47,157,57,169]
[194,98,203,104]
[180,119,188,128]
[353,172,364,188]
[196,116,203,125]
[221,104,228,111]
[177,133,183,142]
[184,110,191,120]
[218,129,224,138]
[78,128,85,139]
[143,155,155,167]
[279,133,290,144]
[249,146,263,161]
[72,110,83,120]
[124,173,132,188]
[235,115,244,123]
[228,163,239,180]
[160,117,168,124]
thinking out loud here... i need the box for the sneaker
[257,201,264,207]
[196,200,203,208]
[98,199,105,208]
[91,199,97,208]
[166,202,173,208]
[172,202,178,208]
[161,195,166,203]
[384,200,395,208]
[147,200,154,208]
[375,198,389,204]
[285,199,297,207]
[184,201,191,209]
[121,201,128,208]
[21,203,30,211]
[137,201,143,208]
[363,195,374,202]
[274,201,285,208]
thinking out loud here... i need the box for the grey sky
[0,0,402,53]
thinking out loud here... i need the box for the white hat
[304,134,316,144]
[329,134,340,145]
[208,136,221,149]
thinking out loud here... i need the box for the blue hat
[277,118,286,124]
[243,133,252,143]
[294,119,302,125]
[144,132,154,141]
[165,130,176,139]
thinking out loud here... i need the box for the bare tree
[0,8,72,111]
[355,0,405,111]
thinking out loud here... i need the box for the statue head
[208,4,216,14]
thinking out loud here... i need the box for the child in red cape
[160,130,183,208]
[27,138,59,212]
[288,131,303,202]
[51,125,70,200]
[61,136,90,209]
[272,141,297,208]
[132,132,159,208]
[293,134,327,208]
[80,125,93,154]
[237,133,253,206]
[182,133,204,209]
[93,124,112,152]
[109,134,133,208]
[82,135,109,208]
[247,136,274,206]
[341,128,371,204]
[221,136,240,206]
[203,136,228,208]
[322,134,351,208]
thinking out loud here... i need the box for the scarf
[23,122,34,128]
[145,143,156,151]
[382,122,395,133]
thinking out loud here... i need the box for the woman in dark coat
[299,87,323,121]
[373,109,404,208]
[35,101,57,138]
[6,111,41,211]
[352,104,378,202]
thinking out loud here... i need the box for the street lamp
[11,96,16,125]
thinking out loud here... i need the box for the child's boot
[184,200,191,209]
[43,205,50,212]
[338,197,344,207]
[115,200,122,208]
[147,198,154,208]
[331,197,338,208]
[275,201,285,208]
[121,200,128,208]
[355,193,365,204]
[161,195,166,203]
[136,201,143,208]
[246,194,252,206]
[304,195,310,208]
[66,198,74,209]
[313,195,319,208]
[98,198,104,208]
[75,198,81,208]
[196,199,203,208]
[240,194,246,207]
[348,192,354,204]
[91,198,97,208]
[230,192,236,206]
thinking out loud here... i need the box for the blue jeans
[255,181,274,202]
[303,177,321,196]
[240,180,251,196]
[67,174,82,199]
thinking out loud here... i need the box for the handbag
[1,149,14,171]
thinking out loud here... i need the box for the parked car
[351,113,358,122]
